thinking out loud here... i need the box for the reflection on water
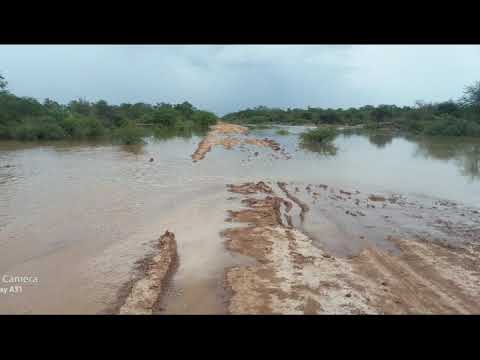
[367,132,395,149]
[120,143,146,155]
[340,129,395,149]
[413,136,480,181]
[249,127,480,205]
[299,141,338,156]
[152,127,207,141]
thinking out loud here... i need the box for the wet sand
[191,121,289,162]
[222,181,480,314]
[118,230,177,314]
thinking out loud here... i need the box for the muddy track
[222,181,480,314]
[191,121,288,162]
[117,230,178,315]
[278,181,309,223]
[191,122,249,162]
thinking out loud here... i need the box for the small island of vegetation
[275,129,290,136]
[300,127,337,144]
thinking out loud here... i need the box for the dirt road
[191,121,288,161]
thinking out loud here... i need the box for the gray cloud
[1,45,479,115]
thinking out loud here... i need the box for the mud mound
[278,181,309,222]
[191,122,249,162]
[119,230,178,315]
[212,122,249,135]
[227,181,273,195]
[191,121,290,162]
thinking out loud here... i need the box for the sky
[1,45,480,116]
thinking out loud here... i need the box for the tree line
[1,73,480,142]
[0,74,217,144]
[223,81,480,137]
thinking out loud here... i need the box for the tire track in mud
[277,181,309,223]
[113,230,178,315]
[221,181,480,314]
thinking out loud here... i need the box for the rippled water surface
[0,127,479,313]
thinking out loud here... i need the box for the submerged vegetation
[224,81,480,138]
[275,129,290,136]
[112,122,147,145]
[300,127,337,144]
[299,127,338,156]
[0,74,217,144]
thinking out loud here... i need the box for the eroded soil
[223,181,480,314]
[117,230,178,315]
[191,121,289,162]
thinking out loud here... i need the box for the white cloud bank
[1,45,479,115]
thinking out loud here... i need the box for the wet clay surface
[191,122,289,162]
[222,181,480,314]
[117,230,177,314]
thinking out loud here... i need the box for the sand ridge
[191,121,288,162]
[118,230,178,315]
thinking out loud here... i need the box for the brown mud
[278,181,309,223]
[116,230,178,315]
[222,182,480,314]
[191,121,289,162]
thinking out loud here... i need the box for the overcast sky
[1,45,480,115]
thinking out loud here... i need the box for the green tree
[372,105,393,123]
[174,101,195,117]
[461,81,480,107]
[68,99,91,116]
[0,74,7,91]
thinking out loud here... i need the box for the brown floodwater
[0,128,479,313]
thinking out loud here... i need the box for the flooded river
[1,126,479,314]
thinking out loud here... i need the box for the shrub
[12,116,67,141]
[300,127,337,144]
[399,117,426,133]
[14,123,40,140]
[276,129,290,135]
[37,123,67,140]
[0,125,11,139]
[364,121,379,130]
[191,111,217,129]
[60,115,106,138]
[424,116,480,137]
[112,122,146,145]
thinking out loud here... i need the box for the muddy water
[0,128,479,314]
